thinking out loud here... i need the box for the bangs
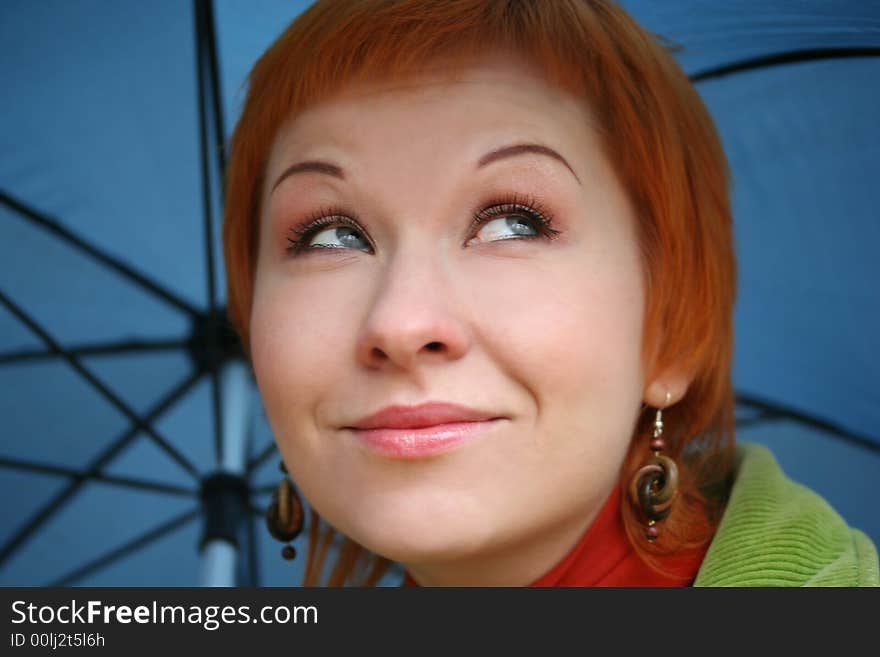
[246,0,617,131]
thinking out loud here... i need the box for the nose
[355,251,471,372]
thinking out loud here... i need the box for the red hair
[222,0,737,585]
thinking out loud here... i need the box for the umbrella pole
[200,361,252,587]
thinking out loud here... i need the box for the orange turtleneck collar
[403,486,706,587]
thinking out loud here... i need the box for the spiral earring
[629,391,679,542]
[265,460,305,560]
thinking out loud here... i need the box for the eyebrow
[270,141,580,194]
[271,160,345,193]
[477,143,581,184]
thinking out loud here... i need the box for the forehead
[265,56,597,168]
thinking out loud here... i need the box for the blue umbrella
[1,0,878,586]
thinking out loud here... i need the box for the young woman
[222,0,878,586]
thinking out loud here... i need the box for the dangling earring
[266,460,304,560]
[629,390,679,542]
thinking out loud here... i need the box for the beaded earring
[265,461,304,560]
[629,391,679,542]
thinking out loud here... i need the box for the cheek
[466,247,645,446]
[249,270,367,431]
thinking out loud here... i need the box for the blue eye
[286,196,560,256]
[467,200,561,245]
[471,214,541,243]
[287,214,373,255]
[305,225,371,251]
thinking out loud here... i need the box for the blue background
[1,1,878,585]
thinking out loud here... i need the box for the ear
[644,365,693,408]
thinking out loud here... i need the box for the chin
[331,495,500,564]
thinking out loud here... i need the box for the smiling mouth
[347,419,504,459]
[344,401,506,459]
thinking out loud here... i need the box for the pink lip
[346,402,504,459]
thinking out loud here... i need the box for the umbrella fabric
[1,1,878,586]
[620,0,880,543]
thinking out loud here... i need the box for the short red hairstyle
[223,0,737,585]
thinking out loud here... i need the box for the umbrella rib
[194,0,224,467]
[0,456,196,497]
[734,412,776,429]
[691,47,880,83]
[251,483,277,497]
[202,0,227,180]
[49,507,201,586]
[0,367,204,567]
[736,392,880,456]
[0,189,201,319]
[0,289,201,479]
[0,337,189,365]
[246,440,278,475]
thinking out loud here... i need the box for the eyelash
[469,193,562,243]
[286,211,363,255]
[285,192,561,256]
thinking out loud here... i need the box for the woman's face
[251,57,648,585]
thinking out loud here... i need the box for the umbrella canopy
[1,0,878,586]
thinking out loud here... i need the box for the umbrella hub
[187,306,245,372]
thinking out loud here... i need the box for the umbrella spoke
[194,0,226,467]
[0,289,201,479]
[0,366,204,567]
[246,441,278,475]
[0,189,201,319]
[199,0,227,181]
[0,456,196,497]
[736,391,880,456]
[0,337,189,365]
[50,507,201,586]
[251,484,276,497]
[692,46,880,83]
[734,413,776,429]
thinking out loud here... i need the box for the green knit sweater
[693,442,878,586]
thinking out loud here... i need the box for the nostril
[425,342,443,352]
